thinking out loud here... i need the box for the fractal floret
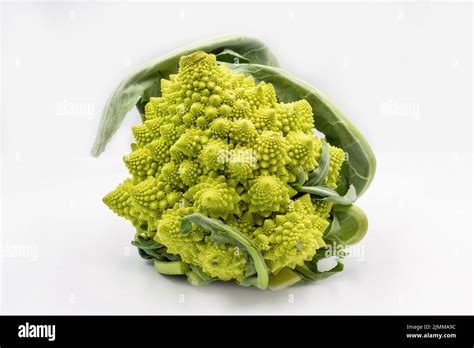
[99,38,375,290]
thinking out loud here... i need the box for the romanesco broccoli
[103,51,352,289]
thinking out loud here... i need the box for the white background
[1,1,472,314]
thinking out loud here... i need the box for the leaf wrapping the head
[324,204,368,246]
[295,184,357,205]
[306,139,330,186]
[91,35,279,157]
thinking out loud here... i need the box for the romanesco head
[242,176,291,216]
[254,211,328,274]
[104,50,347,284]
[155,206,206,264]
[198,238,247,281]
[185,177,241,220]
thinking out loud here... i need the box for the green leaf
[90,35,279,157]
[221,62,376,199]
[244,259,257,277]
[215,49,250,64]
[136,248,156,260]
[306,139,330,186]
[324,214,340,242]
[180,213,269,289]
[238,252,262,288]
[324,204,368,246]
[182,214,246,250]
[293,246,345,281]
[294,261,344,281]
[295,184,357,205]
[187,265,216,286]
[296,165,305,186]
[132,235,180,261]
[209,230,235,245]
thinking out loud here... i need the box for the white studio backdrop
[0,1,472,314]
